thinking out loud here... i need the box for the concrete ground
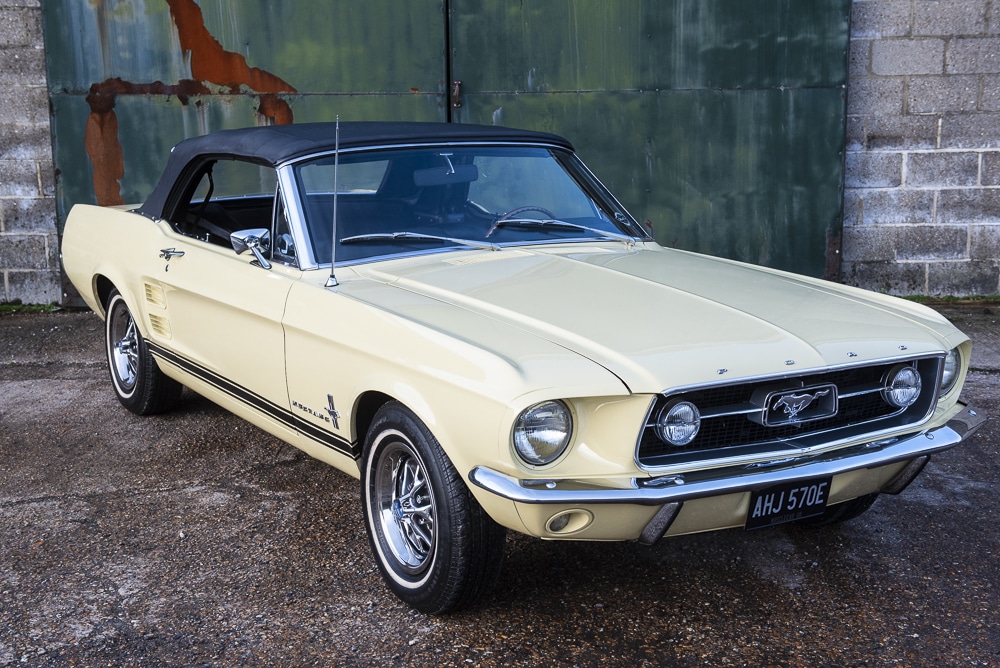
[0,304,998,666]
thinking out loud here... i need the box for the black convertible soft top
[137,121,573,220]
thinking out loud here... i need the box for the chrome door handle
[159,248,185,260]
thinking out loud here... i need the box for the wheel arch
[352,390,394,463]
[350,383,504,475]
[92,274,151,339]
[95,274,116,314]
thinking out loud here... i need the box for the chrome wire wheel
[109,304,139,393]
[362,402,506,613]
[103,289,182,415]
[372,434,437,577]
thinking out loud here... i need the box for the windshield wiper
[485,218,635,247]
[340,231,500,251]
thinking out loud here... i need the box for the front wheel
[361,402,506,613]
[105,289,182,415]
[799,493,879,527]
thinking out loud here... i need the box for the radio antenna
[325,116,340,288]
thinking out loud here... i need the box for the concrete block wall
[0,0,59,305]
[843,0,1000,295]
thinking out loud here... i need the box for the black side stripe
[148,342,360,460]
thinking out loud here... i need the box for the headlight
[940,348,961,396]
[655,400,701,446]
[512,400,572,466]
[882,364,922,408]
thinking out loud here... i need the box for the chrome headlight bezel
[882,364,922,408]
[939,347,961,397]
[512,400,573,467]
[655,399,701,447]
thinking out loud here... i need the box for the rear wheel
[361,402,506,613]
[105,289,182,415]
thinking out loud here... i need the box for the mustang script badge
[763,384,839,426]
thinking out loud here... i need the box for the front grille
[636,357,942,469]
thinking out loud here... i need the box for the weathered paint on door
[43,0,849,279]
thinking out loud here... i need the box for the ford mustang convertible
[62,122,985,613]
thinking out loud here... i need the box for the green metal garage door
[44,0,849,278]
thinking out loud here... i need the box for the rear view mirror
[413,164,478,187]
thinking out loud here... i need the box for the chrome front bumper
[469,405,985,508]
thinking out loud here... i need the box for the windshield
[293,146,644,265]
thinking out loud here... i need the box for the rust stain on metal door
[164,0,296,122]
[84,0,297,206]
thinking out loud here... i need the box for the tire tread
[362,402,506,614]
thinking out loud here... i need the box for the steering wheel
[497,205,555,221]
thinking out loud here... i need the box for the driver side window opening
[169,158,279,249]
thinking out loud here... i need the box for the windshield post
[325,118,341,289]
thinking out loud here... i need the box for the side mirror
[230,228,272,269]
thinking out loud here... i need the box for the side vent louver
[144,283,169,338]
[148,314,171,338]
[144,283,166,308]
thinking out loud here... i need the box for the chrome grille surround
[636,354,944,472]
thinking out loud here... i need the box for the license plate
[745,477,831,530]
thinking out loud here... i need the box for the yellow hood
[350,243,964,394]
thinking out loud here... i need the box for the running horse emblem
[773,389,832,420]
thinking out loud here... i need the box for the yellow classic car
[62,122,984,613]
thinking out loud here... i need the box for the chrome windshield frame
[277,140,644,272]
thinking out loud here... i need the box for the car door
[150,159,299,439]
